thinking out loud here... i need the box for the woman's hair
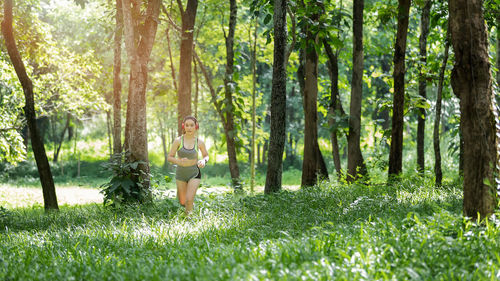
[183,116,198,125]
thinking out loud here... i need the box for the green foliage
[99,152,149,206]
[2,179,500,280]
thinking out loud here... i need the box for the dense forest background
[0,0,499,210]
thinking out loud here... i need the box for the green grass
[1,177,499,280]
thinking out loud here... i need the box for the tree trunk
[301,34,329,187]
[388,0,411,178]
[177,0,198,135]
[166,26,178,91]
[158,116,168,170]
[497,12,500,92]
[121,0,160,196]
[251,20,258,192]
[193,58,199,119]
[106,110,113,158]
[113,0,123,156]
[53,113,70,163]
[265,0,287,194]
[323,39,344,178]
[449,0,499,219]
[347,0,367,182]
[433,29,450,187]
[223,0,241,188]
[417,0,431,173]
[1,0,58,211]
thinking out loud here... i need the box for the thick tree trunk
[301,37,329,187]
[265,0,287,194]
[417,0,431,173]
[497,12,500,91]
[223,0,241,188]
[177,0,197,135]
[388,0,411,178]
[433,29,450,187]
[113,0,123,156]
[121,0,160,195]
[347,0,367,182]
[449,0,499,219]
[323,40,344,178]
[1,0,58,211]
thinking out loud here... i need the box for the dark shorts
[176,166,201,182]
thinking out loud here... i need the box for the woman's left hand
[197,160,206,168]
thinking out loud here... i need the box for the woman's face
[184,119,197,134]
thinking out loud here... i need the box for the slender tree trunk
[177,0,198,135]
[193,58,199,119]
[158,116,168,169]
[53,113,70,163]
[347,0,367,182]
[265,0,287,194]
[1,0,58,210]
[388,0,411,178]
[113,0,123,156]
[223,0,241,188]
[323,40,344,178]
[417,0,431,173]
[121,0,160,196]
[449,0,499,219]
[433,29,450,187]
[106,111,113,158]
[166,26,178,91]
[251,20,258,192]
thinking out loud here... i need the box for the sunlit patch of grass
[0,184,102,208]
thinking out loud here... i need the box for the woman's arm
[167,138,181,165]
[197,139,209,168]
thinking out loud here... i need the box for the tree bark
[433,29,449,187]
[112,0,123,156]
[223,0,241,188]
[347,0,367,182]
[301,35,329,187]
[388,0,411,178]
[177,0,198,135]
[417,0,431,173]
[1,0,58,211]
[324,39,345,178]
[265,0,287,194]
[121,0,160,195]
[449,0,499,219]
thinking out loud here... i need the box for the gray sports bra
[175,136,199,182]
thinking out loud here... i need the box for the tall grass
[1,177,499,280]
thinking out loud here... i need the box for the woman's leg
[184,178,201,214]
[176,180,188,206]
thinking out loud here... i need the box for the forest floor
[1,177,499,280]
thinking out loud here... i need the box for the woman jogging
[167,116,209,215]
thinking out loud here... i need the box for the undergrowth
[1,178,499,280]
